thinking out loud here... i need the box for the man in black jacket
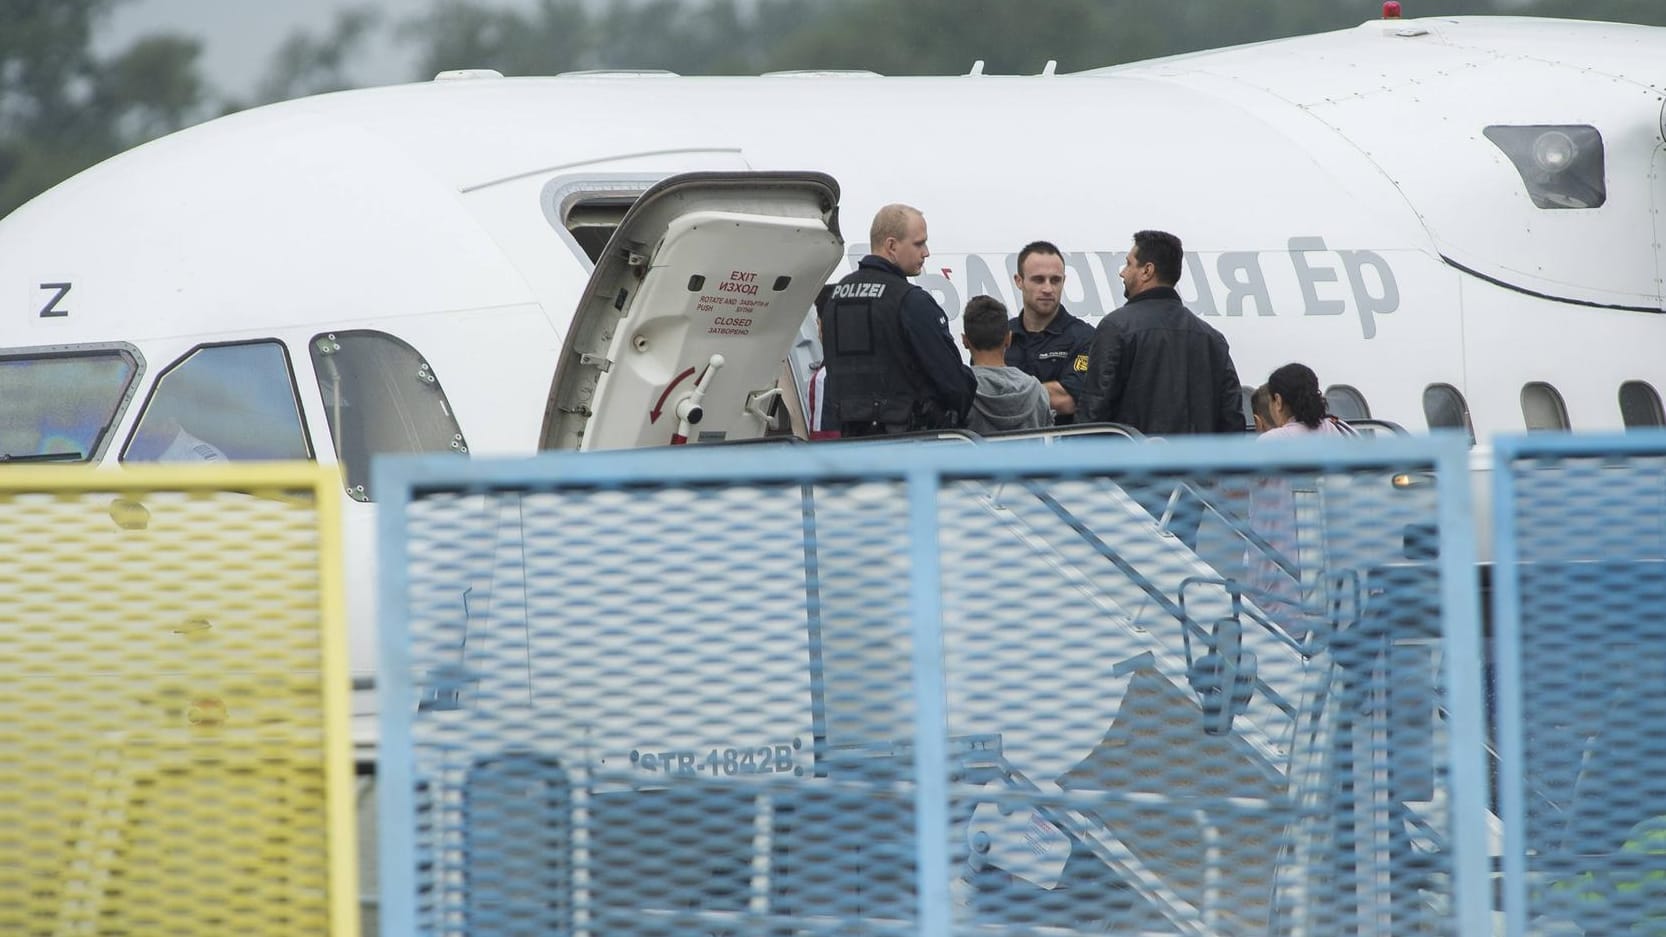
[1083,230,1244,547]
[822,204,975,436]
[1081,230,1242,435]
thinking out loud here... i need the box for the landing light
[1483,124,1606,210]
[1532,129,1578,173]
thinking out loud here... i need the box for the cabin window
[1520,382,1570,431]
[0,345,140,463]
[1619,381,1665,428]
[1483,125,1606,210]
[1324,385,1370,421]
[1422,383,1475,444]
[309,330,468,502]
[124,341,310,463]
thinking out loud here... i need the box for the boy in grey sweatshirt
[960,295,1053,434]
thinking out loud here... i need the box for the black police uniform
[823,255,975,436]
[1006,305,1096,425]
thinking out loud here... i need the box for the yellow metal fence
[0,464,356,937]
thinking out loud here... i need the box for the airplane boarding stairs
[937,479,1308,929]
[916,469,1460,936]
[384,439,1477,937]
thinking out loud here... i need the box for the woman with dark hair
[1262,362,1349,437]
[1247,363,1355,639]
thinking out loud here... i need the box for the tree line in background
[3,0,1664,216]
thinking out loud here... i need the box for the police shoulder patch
[1073,354,1089,372]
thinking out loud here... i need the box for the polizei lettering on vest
[831,282,886,300]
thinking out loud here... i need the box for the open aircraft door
[539,172,843,451]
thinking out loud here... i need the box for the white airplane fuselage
[2,15,1664,739]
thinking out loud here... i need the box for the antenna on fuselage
[434,68,504,81]
[968,60,985,76]
[1041,60,1057,76]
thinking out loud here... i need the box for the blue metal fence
[1492,432,1666,937]
[376,435,1488,937]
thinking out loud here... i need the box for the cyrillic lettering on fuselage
[836,240,1401,339]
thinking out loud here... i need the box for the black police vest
[823,266,940,431]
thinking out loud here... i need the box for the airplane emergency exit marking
[719,270,759,295]
[38,282,71,318]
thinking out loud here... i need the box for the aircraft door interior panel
[540,172,844,452]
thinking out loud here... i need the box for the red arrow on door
[649,367,698,423]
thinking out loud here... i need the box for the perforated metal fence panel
[377,436,1489,937]
[0,464,358,937]
[1493,433,1666,937]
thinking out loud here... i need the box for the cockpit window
[124,341,311,463]
[0,345,140,463]
[1483,125,1606,210]
[309,330,468,502]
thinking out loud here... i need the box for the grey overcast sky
[96,0,544,98]
[89,0,1544,100]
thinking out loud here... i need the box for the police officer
[1006,240,1096,425]
[822,204,975,436]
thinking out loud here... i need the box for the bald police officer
[822,204,975,436]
